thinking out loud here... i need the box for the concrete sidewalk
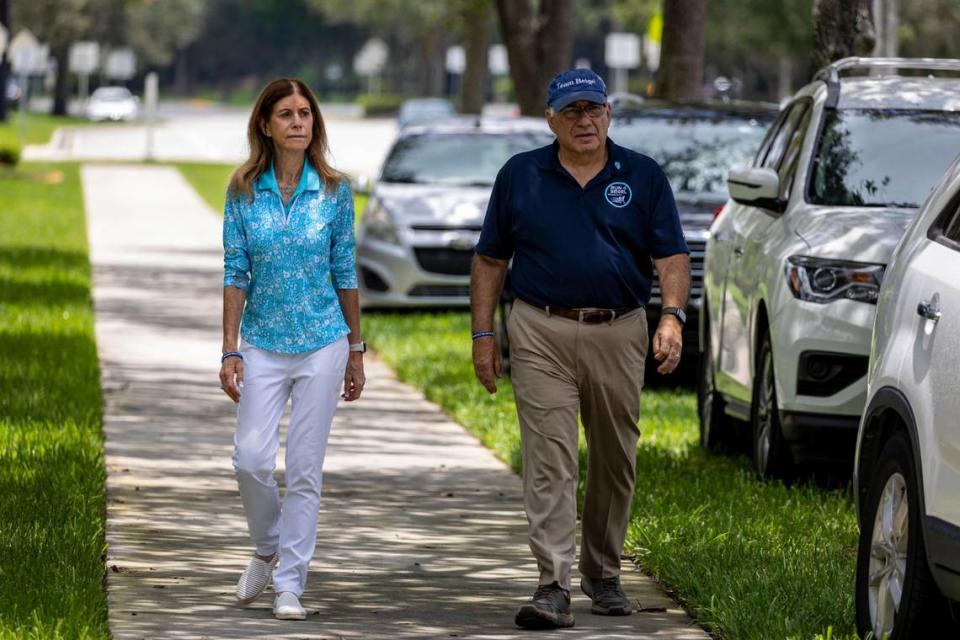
[83,164,708,639]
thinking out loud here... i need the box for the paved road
[28,102,395,178]
[83,163,708,639]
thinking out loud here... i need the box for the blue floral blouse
[223,159,357,354]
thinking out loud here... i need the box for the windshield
[809,109,960,208]
[92,88,132,101]
[381,132,552,186]
[610,115,770,196]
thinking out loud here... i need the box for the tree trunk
[174,47,190,96]
[421,28,446,96]
[656,0,708,101]
[461,1,491,114]
[812,0,875,71]
[52,45,70,116]
[495,0,573,116]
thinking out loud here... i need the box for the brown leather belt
[524,300,640,324]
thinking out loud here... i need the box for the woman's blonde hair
[229,78,341,197]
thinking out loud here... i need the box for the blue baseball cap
[547,68,608,111]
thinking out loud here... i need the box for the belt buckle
[580,309,608,324]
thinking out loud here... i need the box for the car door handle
[734,246,744,257]
[917,300,942,322]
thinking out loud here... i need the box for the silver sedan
[357,118,553,308]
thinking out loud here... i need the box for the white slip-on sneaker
[273,591,306,620]
[235,554,277,604]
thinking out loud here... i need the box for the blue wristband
[472,331,496,340]
[221,351,243,363]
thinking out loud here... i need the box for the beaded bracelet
[221,351,243,363]
[471,331,496,340]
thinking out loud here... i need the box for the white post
[614,67,627,94]
[17,70,26,143]
[78,72,88,104]
[872,0,899,58]
[144,71,158,161]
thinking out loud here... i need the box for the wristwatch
[661,307,687,326]
[349,341,367,353]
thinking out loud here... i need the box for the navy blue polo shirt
[476,139,688,309]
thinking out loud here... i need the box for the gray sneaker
[514,582,575,629]
[580,575,633,615]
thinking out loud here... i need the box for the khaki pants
[508,299,648,590]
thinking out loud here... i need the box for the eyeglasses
[558,103,607,120]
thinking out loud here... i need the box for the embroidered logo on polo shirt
[604,182,632,208]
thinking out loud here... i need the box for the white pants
[233,337,348,596]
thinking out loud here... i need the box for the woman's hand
[220,356,244,403]
[342,352,365,401]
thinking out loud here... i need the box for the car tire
[751,331,792,480]
[855,432,954,639]
[495,298,512,374]
[697,314,733,452]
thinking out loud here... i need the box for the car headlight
[362,198,400,244]
[785,256,884,304]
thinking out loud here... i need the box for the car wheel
[855,432,954,639]
[697,314,732,451]
[495,299,512,374]
[751,332,792,480]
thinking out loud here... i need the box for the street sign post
[144,71,158,161]
[69,41,99,102]
[605,33,640,94]
[9,29,48,141]
[487,44,508,76]
[104,48,136,81]
[445,45,465,75]
[353,38,388,96]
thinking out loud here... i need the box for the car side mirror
[728,167,786,214]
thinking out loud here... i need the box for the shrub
[0,143,21,167]
[356,93,404,117]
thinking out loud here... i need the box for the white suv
[853,155,960,639]
[699,57,960,479]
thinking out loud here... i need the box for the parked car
[357,117,553,308]
[397,97,456,128]
[699,57,960,479]
[86,86,139,122]
[853,154,960,640]
[495,99,777,369]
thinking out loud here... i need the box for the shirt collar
[537,138,628,177]
[255,157,321,198]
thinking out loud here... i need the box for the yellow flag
[647,11,663,45]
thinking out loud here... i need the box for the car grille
[414,248,474,275]
[650,238,705,304]
[408,284,471,297]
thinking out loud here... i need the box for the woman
[219,78,365,621]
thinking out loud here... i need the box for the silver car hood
[375,182,490,227]
[790,206,917,264]
[375,183,718,234]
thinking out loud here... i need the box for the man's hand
[653,316,683,374]
[220,356,244,403]
[342,352,365,401]
[472,336,502,394]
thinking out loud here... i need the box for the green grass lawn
[0,113,87,148]
[0,164,108,639]
[362,311,859,640]
[175,162,368,218]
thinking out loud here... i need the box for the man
[470,68,690,630]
